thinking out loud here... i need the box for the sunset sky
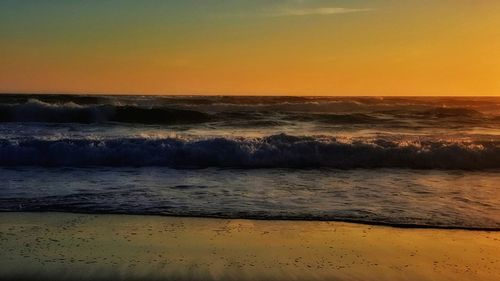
[1,0,499,96]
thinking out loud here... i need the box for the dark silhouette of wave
[0,99,212,124]
[2,99,497,127]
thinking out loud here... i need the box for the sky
[0,0,499,96]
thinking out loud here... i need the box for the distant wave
[2,99,497,127]
[287,113,383,124]
[0,99,386,125]
[1,134,498,169]
[421,107,483,118]
[0,99,212,124]
[376,107,485,119]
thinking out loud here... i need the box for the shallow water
[1,167,499,229]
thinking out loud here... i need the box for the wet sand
[0,213,499,281]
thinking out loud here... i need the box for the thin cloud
[266,7,373,17]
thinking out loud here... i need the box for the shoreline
[6,211,500,232]
[1,212,499,281]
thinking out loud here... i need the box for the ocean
[0,94,499,229]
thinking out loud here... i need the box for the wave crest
[1,134,498,169]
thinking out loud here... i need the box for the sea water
[0,95,499,229]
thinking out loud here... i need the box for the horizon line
[0,91,499,98]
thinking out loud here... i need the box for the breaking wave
[1,99,497,127]
[0,99,212,124]
[1,134,498,169]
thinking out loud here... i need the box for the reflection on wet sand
[1,213,499,281]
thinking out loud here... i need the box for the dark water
[0,94,499,229]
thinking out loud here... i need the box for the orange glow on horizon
[1,1,499,96]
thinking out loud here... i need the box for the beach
[1,96,499,281]
[2,0,500,279]
[1,212,499,281]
